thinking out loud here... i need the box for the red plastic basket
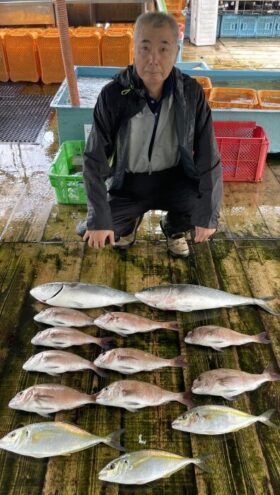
[213,121,269,182]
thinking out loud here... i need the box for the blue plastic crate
[219,14,239,37]
[237,15,257,38]
[255,15,275,36]
[273,15,280,37]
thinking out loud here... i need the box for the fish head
[99,454,131,482]
[94,382,119,405]
[8,387,34,409]
[30,283,63,303]
[22,353,43,371]
[31,329,50,345]
[94,349,114,368]
[0,425,29,452]
[184,330,194,344]
[172,410,201,430]
[34,308,52,324]
[191,374,212,394]
[94,313,115,330]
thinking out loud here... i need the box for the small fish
[0,422,125,458]
[9,383,96,417]
[34,307,95,327]
[99,449,210,484]
[93,380,193,411]
[94,348,187,374]
[30,282,137,309]
[22,350,106,377]
[172,405,279,435]
[31,327,113,349]
[135,284,279,315]
[94,312,179,336]
[185,325,270,351]
[192,364,280,399]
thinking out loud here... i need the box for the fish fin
[222,395,235,401]
[98,337,114,349]
[171,355,188,368]
[177,390,194,409]
[256,296,280,315]
[103,429,126,451]
[212,347,223,352]
[125,407,138,412]
[258,409,279,429]
[255,332,270,345]
[162,321,180,331]
[39,412,52,418]
[68,300,84,308]
[194,454,213,473]
[263,363,280,381]
[91,364,107,378]
[46,372,60,376]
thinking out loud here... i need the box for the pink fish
[185,325,270,351]
[31,327,113,349]
[94,312,179,336]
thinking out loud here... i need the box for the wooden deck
[0,38,280,494]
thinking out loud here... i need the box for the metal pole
[55,0,80,106]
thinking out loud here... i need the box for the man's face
[134,23,178,94]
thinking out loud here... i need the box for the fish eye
[18,391,24,396]
[109,463,116,470]
[9,432,16,438]
[25,430,29,437]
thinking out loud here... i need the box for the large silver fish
[94,348,187,374]
[185,325,270,351]
[192,364,280,399]
[135,284,279,315]
[22,350,106,377]
[31,327,113,349]
[34,307,95,327]
[30,282,137,309]
[172,405,279,435]
[93,380,193,411]
[9,383,96,417]
[0,422,125,458]
[93,311,179,336]
[99,450,210,484]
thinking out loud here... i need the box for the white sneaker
[166,233,190,258]
[114,216,143,250]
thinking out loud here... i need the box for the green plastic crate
[49,140,87,204]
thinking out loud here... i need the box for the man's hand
[194,226,216,243]
[83,230,115,249]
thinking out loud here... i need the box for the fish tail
[193,454,212,473]
[162,321,180,331]
[90,363,107,378]
[256,297,280,316]
[254,332,270,344]
[177,390,194,409]
[263,363,280,381]
[258,409,279,429]
[98,336,114,349]
[103,428,126,451]
[171,355,188,368]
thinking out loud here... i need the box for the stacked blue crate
[220,13,280,38]
[255,15,275,36]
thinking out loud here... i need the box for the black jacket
[83,65,223,230]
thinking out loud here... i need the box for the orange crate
[209,87,259,109]
[257,90,280,110]
[193,76,212,99]
[37,33,66,84]
[214,121,269,182]
[101,32,133,67]
[0,36,9,82]
[165,0,184,11]
[4,32,40,82]
[71,32,102,66]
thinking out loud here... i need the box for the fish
[172,405,279,435]
[0,422,125,458]
[94,348,187,374]
[98,449,210,484]
[134,284,279,315]
[22,350,106,377]
[92,380,193,411]
[93,311,179,336]
[34,307,95,327]
[9,383,96,417]
[30,282,137,309]
[31,327,113,349]
[192,364,280,399]
[184,325,270,351]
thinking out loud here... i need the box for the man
[77,12,223,257]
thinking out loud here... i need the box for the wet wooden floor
[0,38,280,495]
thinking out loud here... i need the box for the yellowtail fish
[192,364,280,399]
[185,325,270,351]
[94,311,179,336]
[93,380,193,411]
[9,383,96,417]
[22,350,106,377]
[94,348,187,374]
[98,449,210,484]
[31,327,113,349]
[30,282,137,309]
[0,422,125,458]
[135,284,279,315]
[34,307,95,327]
[172,405,279,435]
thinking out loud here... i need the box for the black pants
[108,166,199,238]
